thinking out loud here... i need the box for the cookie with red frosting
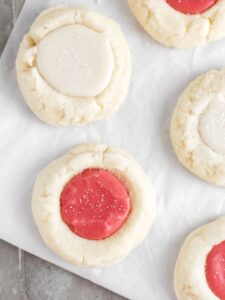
[174,217,225,300]
[32,144,156,267]
[128,0,225,48]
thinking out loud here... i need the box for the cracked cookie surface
[128,0,225,48]
[32,144,156,267]
[16,6,131,126]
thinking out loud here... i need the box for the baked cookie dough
[16,7,131,126]
[128,0,225,48]
[32,144,156,267]
[174,217,225,300]
[170,69,225,187]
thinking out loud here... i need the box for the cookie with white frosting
[128,0,225,48]
[174,217,225,300]
[171,69,225,186]
[32,144,156,267]
[16,7,131,125]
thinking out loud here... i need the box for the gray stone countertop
[0,1,126,299]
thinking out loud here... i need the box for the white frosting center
[199,97,225,154]
[36,24,113,97]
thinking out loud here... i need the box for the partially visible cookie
[128,0,225,48]
[174,217,225,300]
[16,7,131,126]
[32,144,156,267]
[170,69,225,186]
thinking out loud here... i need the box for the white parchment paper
[1,0,225,299]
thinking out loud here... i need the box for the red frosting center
[206,240,225,300]
[60,168,131,240]
[166,0,217,14]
